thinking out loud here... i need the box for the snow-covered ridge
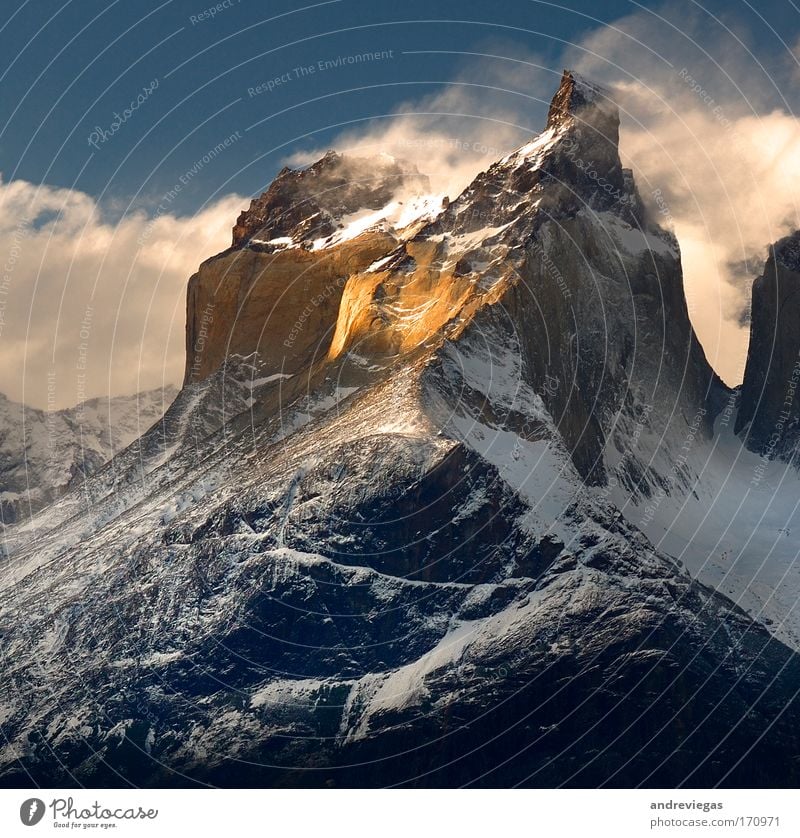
[232,149,433,251]
[264,192,447,252]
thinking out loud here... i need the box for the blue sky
[2,0,796,213]
[1,0,799,407]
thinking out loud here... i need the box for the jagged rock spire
[547,71,609,126]
[736,230,800,458]
[545,70,619,142]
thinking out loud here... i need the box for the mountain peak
[445,68,634,237]
[545,69,616,132]
[773,229,800,273]
[231,151,429,248]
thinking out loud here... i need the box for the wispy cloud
[0,177,243,409]
[287,43,555,198]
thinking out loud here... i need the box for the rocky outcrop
[736,230,800,458]
[231,151,429,248]
[184,152,436,385]
[184,231,396,383]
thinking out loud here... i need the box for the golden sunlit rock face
[327,238,515,361]
[185,214,519,386]
[183,231,397,384]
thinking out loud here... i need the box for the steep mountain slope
[0,386,177,526]
[2,71,800,789]
[3,346,799,789]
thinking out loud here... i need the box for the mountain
[0,386,177,527]
[2,71,800,789]
[736,230,800,457]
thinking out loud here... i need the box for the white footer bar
[1,789,796,837]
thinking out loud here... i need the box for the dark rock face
[231,151,429,248]
[736,230,800,458]
[425,69,722,484]
[541,70,631,218]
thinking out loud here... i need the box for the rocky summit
[3,70,800,789]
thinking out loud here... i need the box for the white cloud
[0,176,243,409]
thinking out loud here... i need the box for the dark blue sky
[1,0,797,215]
